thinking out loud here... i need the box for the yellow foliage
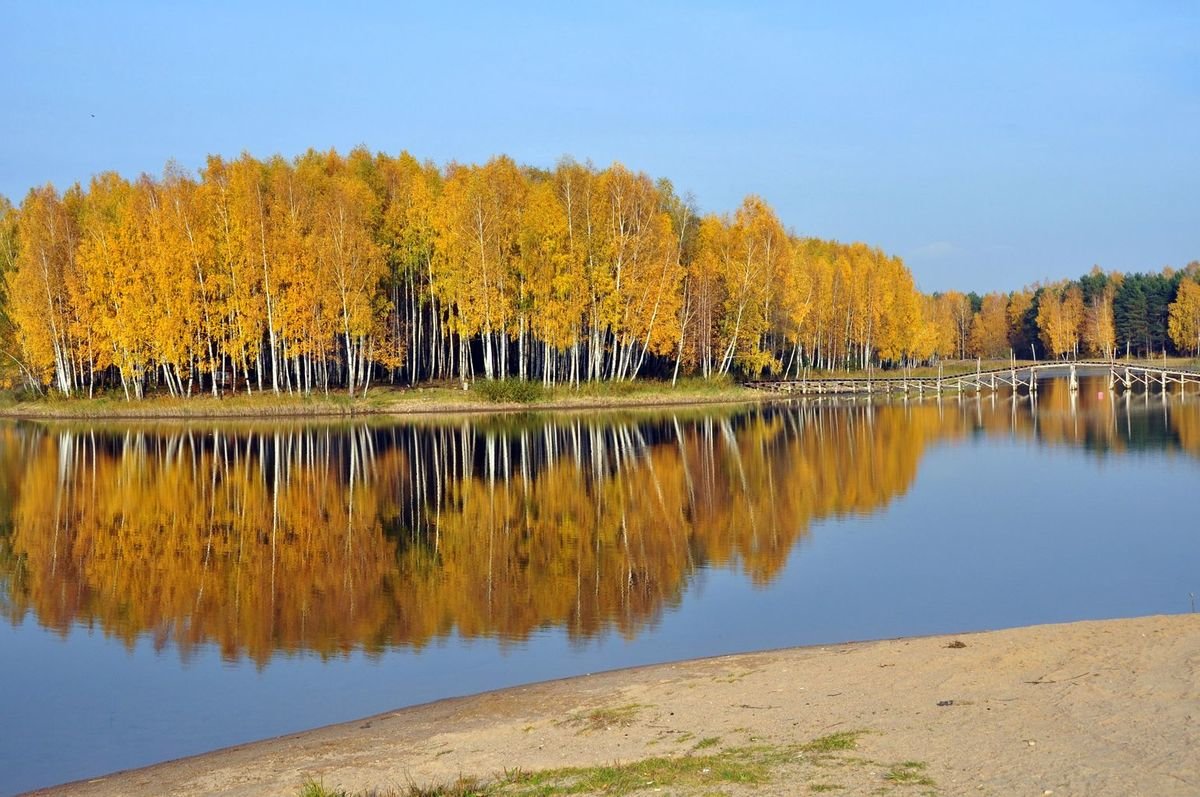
[1037,283,1084,358]
[2,150,933,394]
[968,293,1010,358]
[1168,278,1200,355]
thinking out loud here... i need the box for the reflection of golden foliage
[6,390,1190,664]
[970,376,1200,458]
[1174,402,1200,456]
[0,410,942,662]
[1024,377,1122,452]
[4,427,400,666]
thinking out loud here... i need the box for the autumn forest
[0,148,1198,400]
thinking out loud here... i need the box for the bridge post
[1124,367,1131,389]
[1069,363,1078,393]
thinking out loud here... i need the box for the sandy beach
[32,614,1199,797]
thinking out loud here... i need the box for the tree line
[0,148,941,399]
[0,148,1196,400]
[929,264,1200,363]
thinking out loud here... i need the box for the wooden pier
[745,361,1200,396]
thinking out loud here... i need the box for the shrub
[474,378,546,404]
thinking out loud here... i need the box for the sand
[35,614,1200,797]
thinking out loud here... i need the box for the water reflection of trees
[0,387,1196,664]
[956,376,1200,457]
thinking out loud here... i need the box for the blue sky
[3,1,1197,292]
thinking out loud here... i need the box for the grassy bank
[11,358,1193,420]
[0,378,763,420]
[297,730,936,797]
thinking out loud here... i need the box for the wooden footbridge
[745,361,1200,396]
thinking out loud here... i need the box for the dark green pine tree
[1114,277,1149,356]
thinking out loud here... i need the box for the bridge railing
[745,360,1200,393]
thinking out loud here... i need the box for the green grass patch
[800,731,866,754]
[295,728,934,796]
[0,387,375,418]
[300,776,493,797]
[494,744,796,796]
[545,375,737,399]
[883,761,935,787]
[299,781,348,797]
[551,380,639,399]
[474,379,547,404]
[0,374,767,419]
[407,777,492,797]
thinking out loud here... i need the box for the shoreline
[0,386,767,422]
[33,613,1200,796]
[4,358,1195,422]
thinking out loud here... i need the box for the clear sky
[3,1,1197,293]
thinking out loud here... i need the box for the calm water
[2,377,1199,794]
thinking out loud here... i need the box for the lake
[2,376,1199,795]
